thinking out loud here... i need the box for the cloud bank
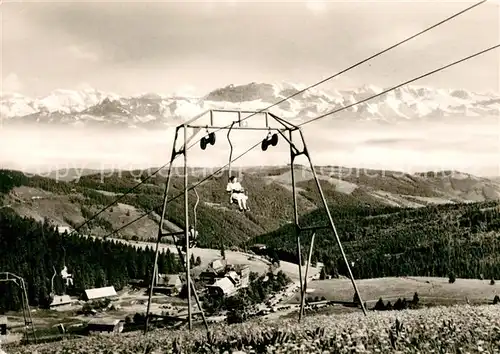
[1,117,498,177]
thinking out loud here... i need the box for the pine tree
[374,298,386,311]
[412,292,420,306]
[319,267,327,280]
[353,292,360,305]
[220,243,226,260]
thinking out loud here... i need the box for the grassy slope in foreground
[7,304,500,353]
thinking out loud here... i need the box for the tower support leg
[183,125,193,330]
[298,129,367,316]
[288,131,304,312]
[299,232,316,321]
[144,127,208,334]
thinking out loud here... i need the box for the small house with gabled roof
[84,286,117,301]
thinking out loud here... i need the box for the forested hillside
[253,200,500,280]
[0,208,182,311]
[2,167,499,249]
[1,167,500,311]
[2,168,500,283]
[1,169,314,246]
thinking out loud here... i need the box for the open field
[288,277,500,305]
[5,304,500,353]
[100,236,321,282]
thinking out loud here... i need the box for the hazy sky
[2,0,499,97]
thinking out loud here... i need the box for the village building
[206,277,237,297]
[87,319,124,334]
[57,225,73,234]
[84,286,118,301]
[128,279,144,287]
[199,259,228,283]
[49,295,73,309]
[209,259,227,273]
[231,265,250,288]
[153,274,183,295]
[202,262,251,297]
[226,271,240,285]
[251,244,267,252]
[199,268,219,283]
[239,265,250,288]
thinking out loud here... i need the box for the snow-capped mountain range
[1,82,499,129]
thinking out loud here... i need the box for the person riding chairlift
[226,176,250,212]
[188,225,198,248]
[179,226,198,252]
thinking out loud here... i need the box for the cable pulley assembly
[261,131,278,151]
[200,128,216,150]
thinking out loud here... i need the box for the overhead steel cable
[298,44,500,126]
[69,0,487,237]
[206,0,488,131]
[99,140,263,239]
[66,163,170,236]
[68,133,215,237]
[98,43,500,241]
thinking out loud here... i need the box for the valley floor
[5,304,500,353]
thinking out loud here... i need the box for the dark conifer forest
[0,208,182,311]
[253,201,500,280]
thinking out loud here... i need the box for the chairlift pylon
[144,109,367,335]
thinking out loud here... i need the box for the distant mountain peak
[1,82,499,129]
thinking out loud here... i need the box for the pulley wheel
[271,133,278,146]
[209,132,216,145]
[261,139,269,151]
[200,137,207,150]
